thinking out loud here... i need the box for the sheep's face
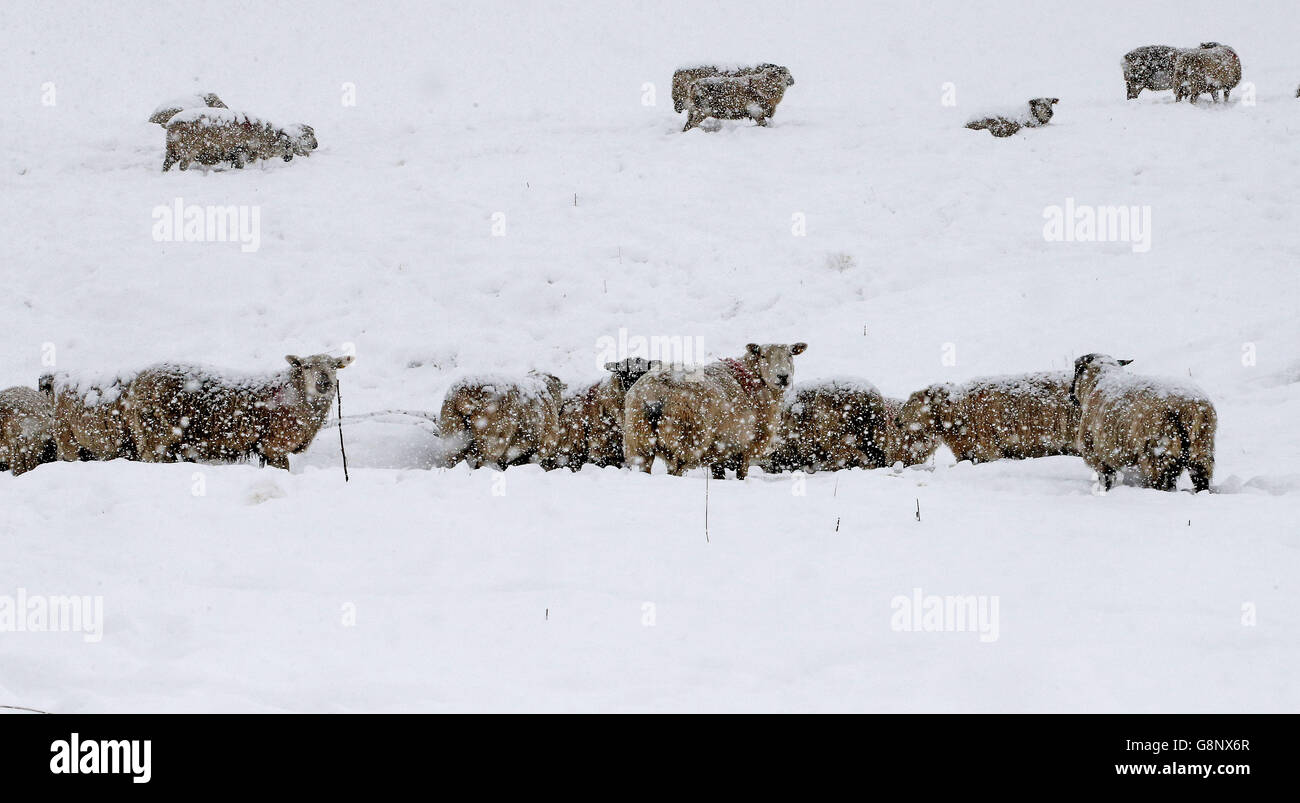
[286,353,354,402]
[745,342,807,390]
[1029,97,1058,124]
[292,125,318,156]
[895,384,954,436]
[1069,353,1133,404]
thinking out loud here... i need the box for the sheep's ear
[334,355,354,369]
[648,360,663,369]
[1118,359,1134,366]
[285,355,303,367]
[747,343,761,356]
[790,342,807,355]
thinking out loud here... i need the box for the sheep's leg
[264,452,290,470]
[162,152,176,172]
[1188,461,1213,492]
[710,463,726,480]
[753,114,768,127]
[682,112,704,132]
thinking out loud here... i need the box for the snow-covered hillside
[0,0,1297,712]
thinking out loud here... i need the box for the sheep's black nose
[777,374,790,387]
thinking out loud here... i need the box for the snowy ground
[1,0,1297,712]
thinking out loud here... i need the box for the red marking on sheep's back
[723,358,763,393]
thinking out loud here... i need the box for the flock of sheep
[433,346,1215,492]
[149,92,317,171]
[0,346,1215,493]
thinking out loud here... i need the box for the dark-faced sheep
[1122,46,1181,99]
[761,380,896,473]
[0,386,56,476]
[439,372,566,470]
[671,63,794,114]
[148,92,227,126]
[1173,44,1241,103]
[965,98,1058,138]
[555,358,661,470]
[124,354,352,469]
[895,372,1081,465]
[162,109,316,171]
[623,342,806,479]
[681,66,795,132]
[40,372,137,462]
[1070,354,1216,492]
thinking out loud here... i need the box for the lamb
[965,98,1058,137]
[0,387,56,476]
[438,372,566,470]
[623,342,806,479]
[554,358,661,470]
[124,354,352,469]
[671,63,794,114]
[1069,354,1216,492]
[1173,43,1241,103]
[1122,46,1181,99]
[761,379,896,473]
[681,66,795,131]
[162,109,317,171]
[894,372,1081,464]
[148,92,227,126]
[40,371,138,462]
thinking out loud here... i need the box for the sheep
[965,98,1058,137]
[895,372,1081,465]
[1173,44,1241,103]
[438,372,566,470]
[880,396,939,466]
[554,358,661,470]
[623,342,806,479]
[761,379,897,473]
[681,66,795,132]
[0,386,56,476]
[40,371,138,462]
[671,63,794,114]
[1069,354,1216,492]
[148,92,227,126]
[162,109,316,171]
[124,354,352,469]
[1122,46,1181,99]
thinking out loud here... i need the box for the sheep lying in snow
[555,358,661,470]
[671,64,794,113]
[124,354,352,469]
[439,372,566,470]
[965,98,1058,138]
[681,66,795,131]
[162,109,317,171]
[623,343,806,478]
[761,380,901,473]
[1070,354,1216,492]
[148,92,227,126]
[1122,46,1181,99]
[40,372,138,462]
[0,387,56,475]
[1173,43,1240,103]
[895,372,1081,464]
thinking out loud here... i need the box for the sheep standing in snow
[148,92,227,126]
[41,372,138,462]
[623,343,806,478]
[965,97,1058,138]
[439,372,566,470]
[1173,43,1241,103]
[761,380,896,473]
[681,66,795,131]
[1070,354,1216,492]
[1122,46,1181,99]
[162,109,316,171]
[555,358,661,470]
[671,63,794,114]
[880,395,938,466]
[895,372,1081,464]
[124,354,352,469]
[0,387,56,475]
